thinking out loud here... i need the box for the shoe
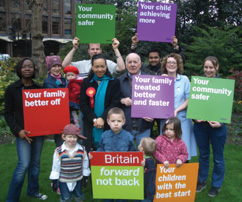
[196,181,207,193]
[29,193,48,200]
[57,188,61,195]
[208,187,220,197]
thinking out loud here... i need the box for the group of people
[4,35,227,202]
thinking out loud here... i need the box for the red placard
[23,88,70,137]
[90,152,143,166]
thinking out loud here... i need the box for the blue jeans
[6,136,44,202]
[131,129,151,149]
[59,180,84,202]
[194,122,227,188]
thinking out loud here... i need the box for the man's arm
[112,38,125,72]
[62,37,79,67]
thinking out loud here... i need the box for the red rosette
[86,87,96,108]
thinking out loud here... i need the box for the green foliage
[0,58,20,115]
[227,68,242,101]
[184,26,242,77]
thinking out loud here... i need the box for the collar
[110,128,124,137]
[62,142,83,152]
[175,73,181,81]
[15,79,41,88]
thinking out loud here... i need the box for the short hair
[141,137,156,156]
[125,53,141,65]
[162,117,182,139]
[15,58,36,79]
[107,107,125,120]
[148,48,161,58]
[88,43,102,50]
[203,56,219,69]
[161,53,184,74]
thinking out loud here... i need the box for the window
[64,18,72,35]
[64,0,71,14]
[42,16,48,34]
[52,17,60,34]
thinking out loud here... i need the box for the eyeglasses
[22,65,34,69]
[167,61,177,65]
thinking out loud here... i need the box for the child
[137,137,157,202]
[153,117,188,169]
[63,66,83,128]
[89,107,136,202]
[50,124,90,202]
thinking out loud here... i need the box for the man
[62,37,125,78]
[118,53,154,147]
[130,33,184,75]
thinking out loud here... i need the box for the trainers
[30,193,48,200]
[196,181,207,193]
[208,187,220,197]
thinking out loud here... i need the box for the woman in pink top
[153,117,188,169]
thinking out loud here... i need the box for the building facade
[0,0,84,57]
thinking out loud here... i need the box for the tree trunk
[31,0,46,78]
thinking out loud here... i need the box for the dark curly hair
[15,58,36,79]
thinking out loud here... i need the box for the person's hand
[172,36,178,48]
[161,73,169,77]
[121,97,132,107]
[195,120,205,123]
[131,33,139,46]
[141,159,145,167]
[174,110,178,117]
[94,117,104,129]
[88,153,93,160]
[176,159,183,168]
[164,161,169,169]
[18,130,32,144]
[143,117,154,122]
[112,38,120,50]
[208,121,222,128]
[73,37,80,50]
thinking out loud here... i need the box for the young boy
[137,137,157,202]
[50,124,90,202]
[89,107,136,202]
[97,107,136,152]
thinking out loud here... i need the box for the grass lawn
[0,140,241,202]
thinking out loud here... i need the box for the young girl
[63,65,83,128]
[153,117,188,169]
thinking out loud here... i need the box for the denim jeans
[59,180,84,202]
[6,136,44,202]
[194,122,227,188]
[131,129,151,149]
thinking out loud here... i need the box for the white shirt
[71,59,117,78]
[49,142,91,191]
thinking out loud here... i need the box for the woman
[4,58,47,201]
[43,55,66,147]
[80,54,120,153]
[160,53,197,160]
[194,56,227,197]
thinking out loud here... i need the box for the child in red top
[153,117,188,169]
[63,66,83,128]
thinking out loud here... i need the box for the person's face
[107,113,125,134]
[66,72,76,81]
[148,52,161,67]
[21,60,34,78]
[88,44,102,58]
[92,58,107,78]
[164,123,175,141]
[126,54,141,75]
[50,64,62,76]
[165,57,178,75]
[138,139,144,152]
[203,60,218,78]
[62,134,78,148]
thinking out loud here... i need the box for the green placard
[91,166,144,199]
[75,4,115,44]
[187,76,235,123]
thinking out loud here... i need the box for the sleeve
[177,140,188,163]
[82,151,91,176]
[49,150,61,180]
[97,134,105,151]
[79,79,97,123]
[43,80,56,89]
[4,85,22,137]
[145,159,157,200]
[106,60,117,75]
[153,136,167,164]
[183,76,191,99]
[128,133,136,151]
[100,79,121,121]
